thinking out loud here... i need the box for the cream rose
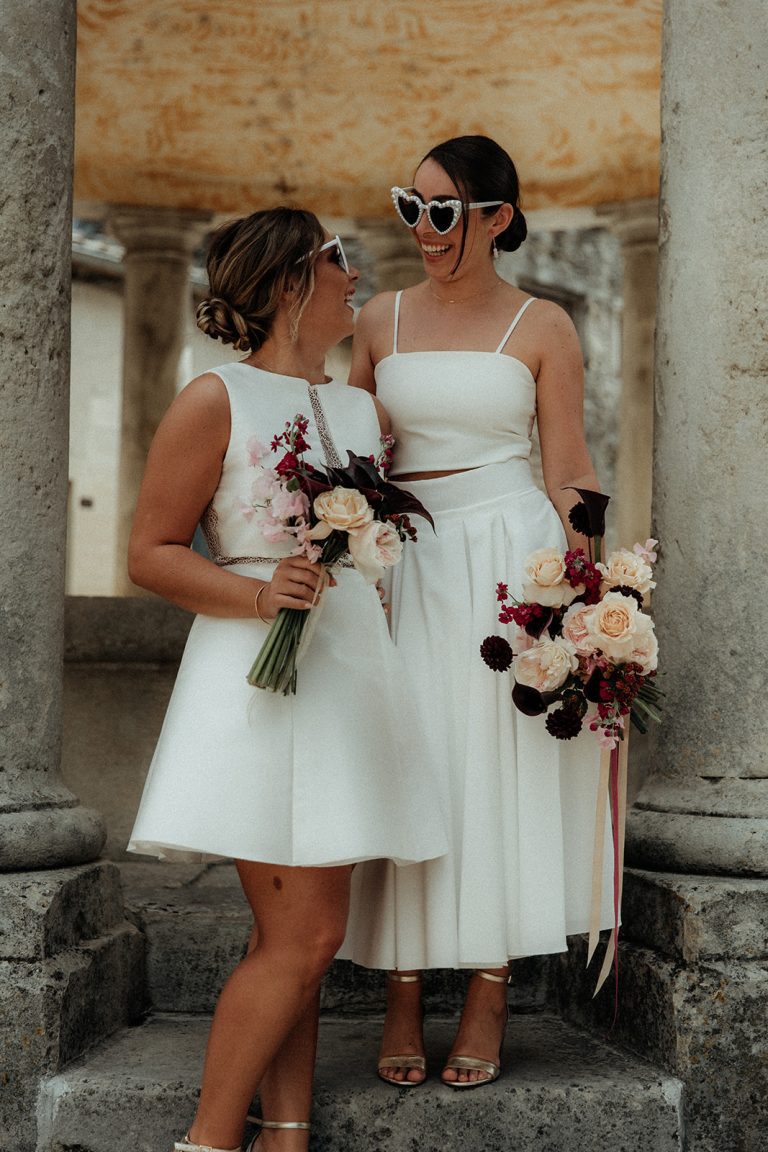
[627,617,659,674]
[348,520,403,584]
[309,487,373,538]
[583,590,646,661]
[560,602,597,656]
[522,547,581,607]
[513,638,578,693]
[597,548,656,596]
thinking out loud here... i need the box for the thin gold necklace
[429,280,503,305]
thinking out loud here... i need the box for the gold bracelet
[254,584,268,622]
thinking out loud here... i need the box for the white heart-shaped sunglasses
[391,186,503,236]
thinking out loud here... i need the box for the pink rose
[348,520,403,584]
[560,602,597,655]
[513,638,578,693]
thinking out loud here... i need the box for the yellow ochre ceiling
[74,0,661,218]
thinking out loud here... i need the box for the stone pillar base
[551,869,768,1152]
[0,862,146,1152]
[0,804,106,871]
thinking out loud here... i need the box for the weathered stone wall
[73,0,661,216]
[502,228,623,543]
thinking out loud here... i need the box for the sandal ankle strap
[174,1138,240,1152]
[475,968,511,984]
[247,1116,311,1131]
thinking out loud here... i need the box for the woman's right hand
[261,556,332,619]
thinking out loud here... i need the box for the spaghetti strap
[392,290,402,355]
[495,296,536,354]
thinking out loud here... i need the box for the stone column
[355,218,424,293]
[626,0,768,875]
[598,199,658,550]
[0,0,104,869]
[109,207,211,594]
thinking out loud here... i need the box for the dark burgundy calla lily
[563,487,611,540]
[511,682,548,716]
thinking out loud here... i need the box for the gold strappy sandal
[442,969,510,1091]
[245,1117,311,1149]
[377,972,427,1088]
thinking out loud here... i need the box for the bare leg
[377,970,426,1085]
[254,992,321,1152]
[186,860,351,1149]
[441,967,509,1085]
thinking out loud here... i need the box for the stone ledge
[0,862,126,961]
[552,938,768,1152]
[621,868,768,962]
[64,596,192,663]
[39,1013,683,1152]
[0,923,146,1152]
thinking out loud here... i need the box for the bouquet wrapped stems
[246,536,348,696]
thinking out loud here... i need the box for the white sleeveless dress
[339,295,615,969]
[128,363,449,868]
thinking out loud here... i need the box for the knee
[299,918,348,981]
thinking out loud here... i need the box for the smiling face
[409,158,493,281]
[296,233,358,346]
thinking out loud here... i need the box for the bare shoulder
[354,290,399,346]
[153,371,231,452]
[358,290,399,323]
[176,370,229,409]
[527,298,581,352]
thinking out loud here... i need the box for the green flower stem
[633,695,663,723]
[247,535,348,695]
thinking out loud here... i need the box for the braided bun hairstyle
[418,135,527,271]
[196,208,326,351]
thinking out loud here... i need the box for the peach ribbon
[587,734,629,1002]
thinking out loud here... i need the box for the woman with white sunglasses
[341,136,615,1089]
[126,207,447,1151]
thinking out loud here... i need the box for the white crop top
[374,293,537,476]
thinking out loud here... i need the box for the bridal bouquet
[480,489,662,748]
[244,414,432,695]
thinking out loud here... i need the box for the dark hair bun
[498,208,527,253]
[195,296,252,351]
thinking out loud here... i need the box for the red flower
[275,452,299,476]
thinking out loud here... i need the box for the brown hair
[195,208,326,351]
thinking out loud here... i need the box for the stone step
[120,861,550,1015]
[39,1011,683,1152]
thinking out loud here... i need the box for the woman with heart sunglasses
[340,135,614,1089]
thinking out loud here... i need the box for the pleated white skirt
[339,459,615,969]
[128,564,449,868]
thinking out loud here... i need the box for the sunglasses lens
[397,195,422,227]
[428,204,459,234]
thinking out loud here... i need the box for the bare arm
[127,373,322,619]
[534,303,600,551]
